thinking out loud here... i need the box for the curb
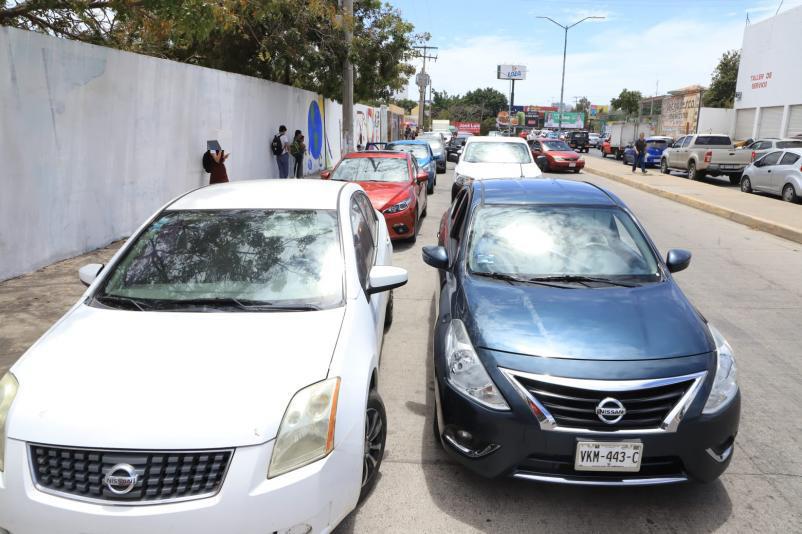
[584,165,802,245]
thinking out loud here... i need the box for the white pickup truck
[660,134,752,184]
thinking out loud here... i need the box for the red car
[529,138,585,173]
[321,151,429,242]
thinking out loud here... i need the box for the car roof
[647,136,672,141]
[168,179,351,211]
[474,179,619,207]
[388,140,429,146]
[464,136,529,145]
[343,150,409,159]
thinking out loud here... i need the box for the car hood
[8,304,345,449]
[460,276,712,360]
[360,181,411,210]
[456,161,541,179]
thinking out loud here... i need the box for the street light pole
[537,15,605,135]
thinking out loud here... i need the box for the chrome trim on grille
[499,368,708,434]
[513,472,688,486]
[27,444,234,507]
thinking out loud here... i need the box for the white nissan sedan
[452,136,542,199]
[0,180,407,534]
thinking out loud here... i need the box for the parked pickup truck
[660,134,752,184]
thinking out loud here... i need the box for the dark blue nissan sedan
[422,178,739,485]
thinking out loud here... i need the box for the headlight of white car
[268,377,340,478]
[0,372,19,472]
[702,325,738,414]
[445,320,509,410]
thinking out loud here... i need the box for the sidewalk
[584,156,802,245]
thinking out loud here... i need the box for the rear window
[777,141,802,149]
[780,152,801,165]
[646,140,669,148]
[387,143,429,159]
[695,136,732,146]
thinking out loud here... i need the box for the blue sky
[390,0,802,107]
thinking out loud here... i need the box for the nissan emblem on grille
[595,397,626,424]
[103,464,139,495]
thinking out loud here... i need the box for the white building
[734,5,802,140]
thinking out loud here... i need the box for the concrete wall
[0,26,343,281]
[697,108,735,135]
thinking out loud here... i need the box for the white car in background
[740,148,802,203]
[0,180,407,534]
[452,136,543,198]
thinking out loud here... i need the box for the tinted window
[387,143,430,159]
[356,193,378,248]
[350,197,374,289]
[681,137,692,148]
[695,136,732,146]
[99,210,343,308]
[463,142,532,163]
[331,157,409,183]
[779,152,800,165]
[777,141,802,149]
[674,137,686,148]
[761,151,783,166]
[467,206,659,279]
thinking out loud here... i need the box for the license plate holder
[568,162,577,168]
[575,441,643,472]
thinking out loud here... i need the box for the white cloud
[407,17,745,108]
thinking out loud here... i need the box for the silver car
[740,148,802,203]
[746,138,802,162]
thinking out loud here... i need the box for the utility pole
[341,0,354,154]
[413,42,437,132]
[537,15,605,135]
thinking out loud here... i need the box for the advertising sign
[497,65,527,80]
[545,112,585,129]
[454,121,481,134]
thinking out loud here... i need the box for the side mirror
[367,265,408,295]
[666,249,692,273]
[320,170,331,179]
[536,155,548,170]
[416,170,429,183]
[421,245,448,270]
[79,263,104,287]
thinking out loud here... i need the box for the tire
[740,176,752,193]
[359,390,387,502]
[572,168,580,173]
[688,161,700,180]
[783,183,799,203]
[421,199,427,217]
[408,210,418,244]
[661,159,670,175]
[728,174,741,186]
[384,291,394,329]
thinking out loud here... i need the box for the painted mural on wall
[307,99,324,171]
[354,104,383,149]
[661,90,702,139]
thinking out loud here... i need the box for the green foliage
[703,50,740,108]
[479,117,497,135]
[393,98,418,113]
[430,87,507,123]
[0,0,419,102]
[611,89,643,117]
[462,87,508,117]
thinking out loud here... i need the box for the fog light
[443,427,500,458]
[456,430,473,444]
[392,224,408,234]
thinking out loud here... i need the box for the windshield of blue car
[331,157,409,183]
[97,209,344,309]
[387,143,429,159]
[463,142,532,163]
[467,205,660,280]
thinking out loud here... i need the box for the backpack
[271,134,283,156]
[202,150,214,173]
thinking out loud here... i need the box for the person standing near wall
[632,132,647,174]
[272,125,290,178]
[205,150,229,184]
[290,131,306,178]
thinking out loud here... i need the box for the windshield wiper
[527,275,639,288]
[94,294,151,311]
[472,271,578,289]
[151,297,321,311]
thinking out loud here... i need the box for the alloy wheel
[362,407,383,488]
[741,177,752,193]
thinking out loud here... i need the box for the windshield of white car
[542,140,572,151]
[387,143,429,159]
[96,209,344,310]
[463,142,532,163]
[331,157,409,183]
[467,205,660,282]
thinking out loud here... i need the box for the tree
[462,87,508,120]
[611,89,643,117]
[703,50,740,108]
[393,98,418,113]
[431,89,459,118]
[575,97,591,114]
[0,0,420,102]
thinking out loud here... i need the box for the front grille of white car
[29,444,233,505]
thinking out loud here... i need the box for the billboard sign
[454,121,481,134]
[497,65,527,80]
[545,112,585,129]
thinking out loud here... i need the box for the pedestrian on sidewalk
[632,132,647,174]
[404,125,412,140]
[290,130,307,178]
[272,125,290,178]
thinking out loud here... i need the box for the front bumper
[435,373,740,486]
[382,208,416,240]
[0,435,361,534]
[549,159,585,171]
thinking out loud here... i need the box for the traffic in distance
[0,124,748,533]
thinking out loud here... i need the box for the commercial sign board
[545,112,585,129]
[454,121,480,134]
[497,65,527,80]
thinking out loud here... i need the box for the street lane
[336,165,802,533]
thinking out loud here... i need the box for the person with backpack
[202,149,229,184]
[272,125,290,178]
[290,130,307,178]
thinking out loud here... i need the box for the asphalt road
[336,163,802,533]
